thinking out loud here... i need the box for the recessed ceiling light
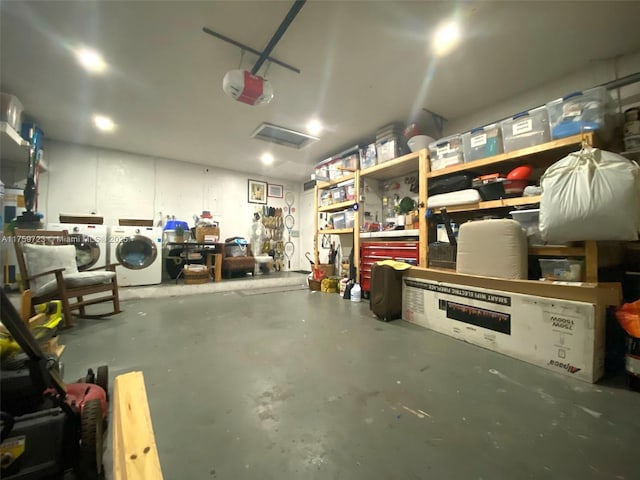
[432,21,461,57]
[261,152,274,165]
[75,47,107,73]
[306,119,323,136]
[92,114,115,132]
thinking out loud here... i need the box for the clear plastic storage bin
[359,143,377,169]
[330,186,346,203]
[462,124,503,162]
[328,157,345,180]
[501,106,550,152]
[344,209,356,228]
[314,158,331,182]
[510,208,543,246]
[376,137,401,163]
[546,87,612,139]
[342,152,359,171]
[428,134,464,171]
[539,258,584,282]
[332,212,346,229]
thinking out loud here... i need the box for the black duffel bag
[428,172,477,196]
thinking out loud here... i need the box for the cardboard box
[195,226,220,244]
[402,275,605,383]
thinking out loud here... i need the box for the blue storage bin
[546,87,612,139]
[164,220,189,231]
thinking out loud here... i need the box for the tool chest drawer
[360,241,419,292]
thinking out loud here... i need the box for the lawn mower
[0,288,109,479]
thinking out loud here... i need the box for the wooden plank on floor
[113,377,126,480]
[112,371,163,480]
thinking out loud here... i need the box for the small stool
[206,253,223,282]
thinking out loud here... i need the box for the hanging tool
[305,252,315,267]
[328,241,337,265]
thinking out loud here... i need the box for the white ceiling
[2,1,640,181]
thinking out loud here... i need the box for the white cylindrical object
[350,282,361,302]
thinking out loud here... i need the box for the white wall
[298,188,315,271]
[445,52,640,136]
[37,140,304,271]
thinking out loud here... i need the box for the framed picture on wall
[248,179,267,204]
[267,183,283,199]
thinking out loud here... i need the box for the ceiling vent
[251,122,319,149]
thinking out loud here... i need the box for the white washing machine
[109,226,162,286]
[48,222,109,270]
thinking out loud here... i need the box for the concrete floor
[57,283,639,480]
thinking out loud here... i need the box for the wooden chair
[13,229,121,328]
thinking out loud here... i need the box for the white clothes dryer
[48,222,109,270]
[109,226,162,286]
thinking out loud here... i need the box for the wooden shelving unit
[425,131,602,284]
[360,149,428,268]
[316,172,355,189]
[318,200,356,213]
[312,131,608,287]
[314,171,361,279]
[318,228,354,235]
[433,195,541,214]
[313,148,429,281]
[360,150,422,180]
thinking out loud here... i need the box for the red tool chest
[360,241,419,293]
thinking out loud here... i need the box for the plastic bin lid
[164,220,189,231]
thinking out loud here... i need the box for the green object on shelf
[398,196,416,215]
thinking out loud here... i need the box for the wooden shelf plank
[319,228,353,235]
[407,266,621,305]
[318,200,356,213]
[433,195,541,214]
[528,246,585,256]
[113,371,163,480]
[427,133,594,178]
[316,172,355,189]
[360,150,422,180]
[360,229,419,239]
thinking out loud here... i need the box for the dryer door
[69,233,100,271]
[116,235,158,270]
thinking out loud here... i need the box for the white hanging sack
[539,145,640,242]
